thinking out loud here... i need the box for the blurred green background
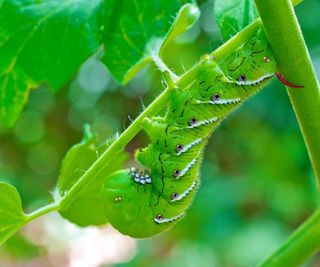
[0,0,320,266]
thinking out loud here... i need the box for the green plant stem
[254,0,320,265]
[254,0,320,184]
[152,55,179,81]
[25,203,59,222]
[260,209,320,267]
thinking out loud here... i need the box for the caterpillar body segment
[102,26,278,238]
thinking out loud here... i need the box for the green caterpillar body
[102,27,277,238]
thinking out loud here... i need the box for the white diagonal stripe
[154,212,185,224]
[234,73,273,86]
[177,138,203,155]
[187,117,218,129]
[175,152,201,179]
[196,98,241,105]
[171,179,198,202]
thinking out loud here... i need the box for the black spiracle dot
[211,93,220,101]
[189,117,197,126]
[156,214,164,221]
[176,144,184,152]
[171,192,179,200]
[173,170,181,177]
[239,74,246,82]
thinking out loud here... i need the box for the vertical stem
[254,0,320,184]
[260,209,320,267]
[254,0,320,265]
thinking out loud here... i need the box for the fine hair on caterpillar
[101,26,303,238]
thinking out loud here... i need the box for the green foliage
[159,4,200,55]
[0,0,200,244]
[214,0,258,41]
[0,0,319,266]
[0,0,104,127]
[0,183,26,246]
[3,234,39,260]
[0,0,196,127]
[57,124,128,226]
[103,1,199,83]
[214,0,302,42]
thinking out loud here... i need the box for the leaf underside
[57,125,128,226]
[0,182,26,246]
[0,0,197,127]
[214,0,258,41]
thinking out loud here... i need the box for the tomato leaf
[0,0,198,127]
[214,0,258,41]
[103,2,200,83]
[56,124,128,226]
[0,182,27,246]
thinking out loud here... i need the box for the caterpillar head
[219,28,277,87]
[102,169,182,238]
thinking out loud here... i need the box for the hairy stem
[152,55,179,81]
[259,209,320,267]
[254,0,320,184]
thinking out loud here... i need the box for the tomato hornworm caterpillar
[102,26,302,238]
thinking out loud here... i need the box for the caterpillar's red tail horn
[275,72,304,88]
